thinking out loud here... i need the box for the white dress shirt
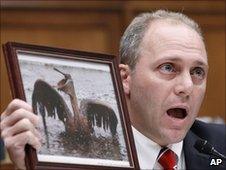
[132,127,186,170]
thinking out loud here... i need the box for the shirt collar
[132,126,183,170]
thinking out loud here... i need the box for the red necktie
[158,147,178,170]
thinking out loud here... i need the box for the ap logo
[210,158,223,166]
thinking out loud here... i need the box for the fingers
[1,108,39,130]
[1,118,41,141]
[1,99,33,119]
[0,99,41,170]
[4,130,41,151]
[5,131,41,170]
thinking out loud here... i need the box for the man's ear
[119,64,131,95]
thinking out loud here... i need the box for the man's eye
[191,67,205,79]
[159,63,175,73]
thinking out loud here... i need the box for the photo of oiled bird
[32,68,118,148]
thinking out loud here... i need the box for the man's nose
[174,72,193,98]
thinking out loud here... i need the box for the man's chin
[160,130,187,146]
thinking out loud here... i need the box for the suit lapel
[184,130,211,170]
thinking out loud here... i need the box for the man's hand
[0,99,41,170]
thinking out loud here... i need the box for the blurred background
[0,0,225,168]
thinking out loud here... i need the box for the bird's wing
[80,99,118,136]
[32,79,73,124]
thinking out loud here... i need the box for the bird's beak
[54,67,67,77]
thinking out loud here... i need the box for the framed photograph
[3,42,139,170]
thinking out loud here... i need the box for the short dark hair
[119,10,203,70]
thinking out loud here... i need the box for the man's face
[121,21,208,146]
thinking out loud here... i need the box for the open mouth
[167,108,187,119]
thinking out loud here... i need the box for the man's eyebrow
[155,56,209,68]
[194,61,209,69]
[155,57,182,63]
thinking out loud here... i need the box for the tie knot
[158,147,178,170]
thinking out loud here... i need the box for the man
[119,10,225,169]
[1,10,225,170]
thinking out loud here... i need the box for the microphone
[194,139,226,160]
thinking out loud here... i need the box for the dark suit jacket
[184,120,226,170]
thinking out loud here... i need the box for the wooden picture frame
[3,42,139,170]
